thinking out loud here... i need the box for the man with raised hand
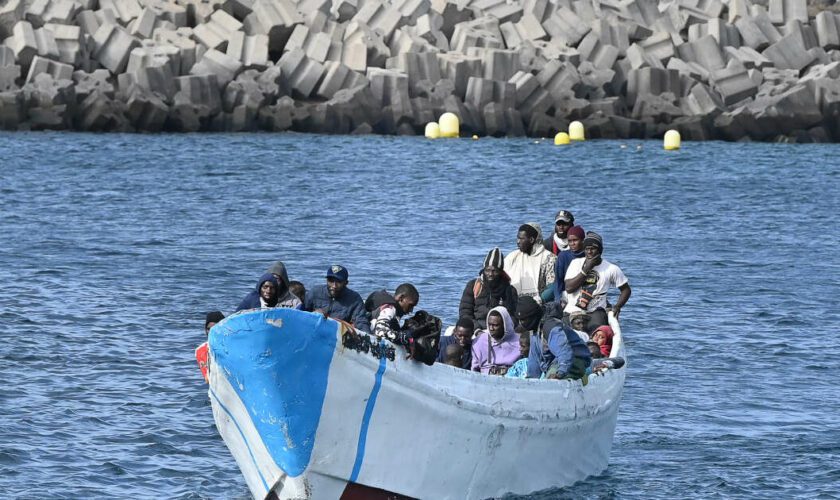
[564,231,631,331]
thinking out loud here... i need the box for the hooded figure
[504,223,556,304]
[235,262,303,312]
[236,273,280,311]
[265,261,303,309]
[459,248,519,330]
[592,325,614,357]
[470,306,521,374]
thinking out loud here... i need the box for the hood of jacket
[485,305,517,342]
[266,261,290,287]
[255,273,280,307]
[526,222,550,259]
[593,325,615,357]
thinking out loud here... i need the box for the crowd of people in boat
[196,210,630,383]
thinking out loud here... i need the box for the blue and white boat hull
[208,308,626,499]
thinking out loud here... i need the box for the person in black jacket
[458,248,519,331]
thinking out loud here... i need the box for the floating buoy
[425,122,440,139]
[554,132,570,145]
[664,129,681,150]
[569,121,585,141]
[439,112,460,138]
[472,134,479,140]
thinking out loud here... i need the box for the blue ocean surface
[0,132,837,499]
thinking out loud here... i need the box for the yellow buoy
[664,129,681,150]
[472,134,479,140]
[424,122,440,139]
[569,121,585,141]
[439,112,460,138]
[554,132,570,145]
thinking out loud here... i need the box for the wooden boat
[207,307,626,499]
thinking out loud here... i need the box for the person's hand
[613,305,621,319]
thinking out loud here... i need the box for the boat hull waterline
[208,308,626,499]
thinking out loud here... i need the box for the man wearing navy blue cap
[304,265,371,333]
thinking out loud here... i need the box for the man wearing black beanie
[458,248,519,330]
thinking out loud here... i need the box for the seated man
[369,283,420,336]
[505,330,531,379]
[564,232,631,331]
[304,265,370,332]
[505,223,556,303]
[471,307,520,374]
[289,280,306,303]
[459,247,518,330]
[543,210,575,255]
[516,296,545,379]
[235,273,280,311]
[196,311,225,383]
[544,320,592,381]
[369,284,441,364]
[236,261,302,311]
[436,317,474,369]
[442,343,465,368]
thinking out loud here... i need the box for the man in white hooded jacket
[504,223,556,304]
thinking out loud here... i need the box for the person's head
[487,311,505,340]
[204,311,225,336]
[454,317,475,348]
[257,273,280,305]
[394,283,419,316]
[567,225,585,253]
[266,261,290,292]
[587,341,603,359]
[482,247,504,285]
[517,295,543,332]
[289,281,305,302]
[326,265,349,298]
[554,210,574,238]
[516,223,539,254]
[570,311,590,332]
[583,231,604,259]
[592,325,614,355]
[443,342,464,368]
[518,331,531,358]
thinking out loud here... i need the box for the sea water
[0,132,837,498]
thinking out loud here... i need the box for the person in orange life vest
[196,311,224,383]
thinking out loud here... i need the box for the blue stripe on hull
[349,346,388,483]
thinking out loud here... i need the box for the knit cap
[583,231,603,250]
[483,247,504,269]
[567,225,585,240]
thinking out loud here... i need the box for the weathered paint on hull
[208,308,626,500]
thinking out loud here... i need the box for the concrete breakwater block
[278,48,325,97]
[190,48,243,88]
[25,53,72,82]
[93,23,139,73]
[0,0,837,139]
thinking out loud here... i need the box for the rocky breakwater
[0,0,839,140]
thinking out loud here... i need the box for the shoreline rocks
[0,0,839,141]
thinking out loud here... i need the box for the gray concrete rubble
[0,0,837,140]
